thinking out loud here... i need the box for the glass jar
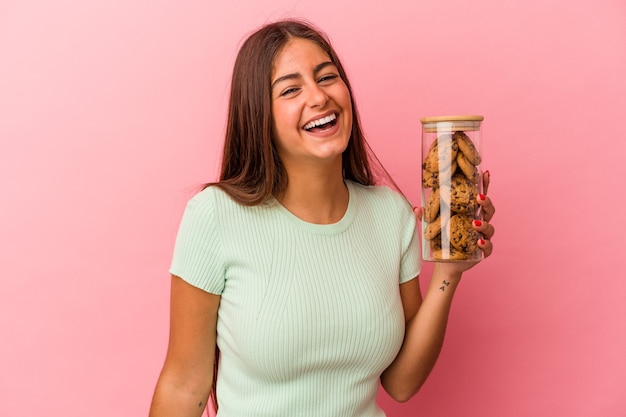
[420,115,484,262]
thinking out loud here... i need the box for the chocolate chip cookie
[453,130,481,165]
[423,214,444,240]
[423,134,458,173]
[430,235,470,261]
[456,152,479,184]
[422,160,457,188]
[449,214,479,254]
[449,173,479,214]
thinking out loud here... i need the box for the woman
[150,19,495,417]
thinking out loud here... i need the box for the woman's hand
[475,169,495,257]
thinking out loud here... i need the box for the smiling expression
[270,38,353,169]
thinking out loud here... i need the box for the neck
[276,162,349,224]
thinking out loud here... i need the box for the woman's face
[270,38,353,169]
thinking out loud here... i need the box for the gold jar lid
[420,115,483,132]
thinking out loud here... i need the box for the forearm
[149,372,212,417]
[150,275,219,416]
[381,265,462,402]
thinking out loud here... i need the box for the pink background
[1,0,625,416]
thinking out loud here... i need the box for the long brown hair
[208,18,394,205]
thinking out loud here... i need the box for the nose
[307,83,329,108]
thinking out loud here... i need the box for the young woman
[149,19,495,417]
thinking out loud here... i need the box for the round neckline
[271,180,357,235]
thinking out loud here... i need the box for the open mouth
[303,113,338,132]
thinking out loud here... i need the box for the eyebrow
[271,61,336,90]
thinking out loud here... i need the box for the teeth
[304,113,336,130]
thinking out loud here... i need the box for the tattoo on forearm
[439,280,450,291]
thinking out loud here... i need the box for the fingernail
[485,170,490,178]
[473,220,482,227]
[479,238,486,245]
[478,193,486,201]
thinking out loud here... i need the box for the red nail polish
[479,238,486,245]
[485,170,490,177]
[479,193,486,201]
[474,220,482,227]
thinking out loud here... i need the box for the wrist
[432,263,463,283]
[425,264,463,298]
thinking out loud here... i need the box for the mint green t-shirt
[170,180,421,417]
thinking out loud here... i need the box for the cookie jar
[420,115,484,262]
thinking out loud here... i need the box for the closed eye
[318,74,339,84]
[280,87,300,97]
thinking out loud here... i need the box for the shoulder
[348,180,412,213]
[184,185,279,228]
[184,185,244,215]
[188,184,229,206]
[347,181,415,233]
[347,181,418,257]
[177,186,240,231]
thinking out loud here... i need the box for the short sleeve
[169,190,226,294]
[399,199,422,284]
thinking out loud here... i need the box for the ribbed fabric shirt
[170,180,421,417]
